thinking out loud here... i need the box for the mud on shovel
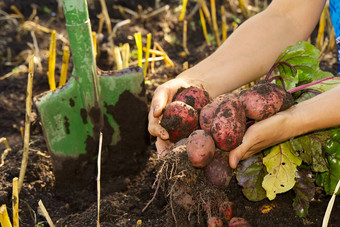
[34,0,145,160]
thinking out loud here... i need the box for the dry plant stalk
[10,5,25,23]
[38,200,55,227]
[97,132,103,227]
[199,8,210,45]
[183,61,189,70]
[121,43,130,69]
[0,65,28,81]
[47,30,56,90]
[99,0,112,35]
[197,0,211,27]
[221,5,227,42]
[151,44,157,73]
[210,0,221,46]
[134,33,143,68]
[30,31,43,73]
[113,46,123,70]
[322,179,340,227]
[92,31,97,59]
[238,0,251,19]
[178,0,188,21]
[97,13,104,34]
[0,204,12,227]
[136,219,142,227]
[317,6,327,50]
[143,33,152,78]
[155,42,175,67]
[182,20,189,54]
[12,177,18,227]
[0,138,12,167]
[18,56,34,192]
[59,45,70,87]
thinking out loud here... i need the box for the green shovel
[34,0,145,159]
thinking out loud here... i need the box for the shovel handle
[63,0,102,110]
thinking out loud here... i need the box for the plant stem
[288,76,334,93]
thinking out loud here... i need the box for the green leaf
[236,154,267,201]
[270,41,333,90]
[262,142,302,200]
[293,168,315,217]
[289,132,328,172]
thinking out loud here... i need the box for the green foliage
[236,41,340,217]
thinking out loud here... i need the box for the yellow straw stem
[178,0,188,21]
[143,33,152,78]
[328,27,336,52]
[199,8,210,45]
[150,44,157,73]
[238,0,250,19]
[99,0,112,35]
[134,33,143,68]
[221,6,227,42]
[10,5,25,23]
[197,0,212,27]
[0,205,12,227]
[48,30,56,90]
[210,0,221,46]
[317,6,327,50]
[122,43,130,69]
[92,31,97,59]
[182,20,189,54]
[59,46,70,88]
[18,56,34,193]
[155,42,175,67]
[114,46,123,70]
[97,13,104,34]
[0,137,12,168]
[12,177,19,227]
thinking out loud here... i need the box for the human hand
[229,111,291,169]
[148,77,205,155]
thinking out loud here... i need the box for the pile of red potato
[159,82,293,226]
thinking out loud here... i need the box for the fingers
[229,144,247,169]
[151,86,170,117]
[148,109,169,140]
[156,137,174,158]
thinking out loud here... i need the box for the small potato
[207,217,223,227]
[187,130,215,168]
[173,86,210,111]
[160,101,199,143]
[211,94,246,151]
[204,150,233,187]
[228,217,251,227]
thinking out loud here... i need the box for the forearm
[285,86,340,138]
[178,0,325,98]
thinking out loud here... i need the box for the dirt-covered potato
[239,81,293,120]
[199,94,228,131]
[160,101,199,142]
[173,86,210,111]
[211,94,246,151]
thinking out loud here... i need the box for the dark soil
[1,0,340,226]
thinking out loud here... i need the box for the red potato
[211,94,246,151]
[239,81,293,120]
[199,94,229,131]
[219,201,235,221]
[186,130,215,168]
[228,217,251,227]
[207,217,223,227]
[160,101,199,143]
[204,150,233,187]
[173,86,210,111]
